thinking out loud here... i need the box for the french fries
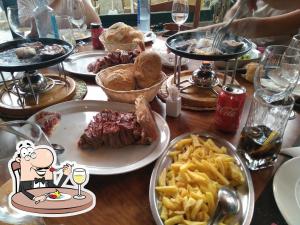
[155,134,244,225]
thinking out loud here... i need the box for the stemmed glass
[172,0,189,32]
[7,6,32,39]
[72,168,87,199]
[68,0,86,44]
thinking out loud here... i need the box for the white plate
[74,30,91,41]
[144,31,156,43]
[273,157,300,225]
[47,193,72,201]
[28,100,170,175]
[63,51,106,77]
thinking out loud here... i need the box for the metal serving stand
[0,38,74,108]
[165,31,252,92]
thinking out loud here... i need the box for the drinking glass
[55,15,76,47]
[72,168,86,199]
[172,0,189,32]
[69,0,86,31]
[0,120,48,224]
[289,34,300,49]
[253,45,300,103]
[237,90,295,170]
[7,6,32,39]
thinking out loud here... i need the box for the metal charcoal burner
[18,71,48,93]
[179,62,219,95]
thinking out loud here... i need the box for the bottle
[137,0,150,32]
[33,0,58,38]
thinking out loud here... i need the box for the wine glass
[7,6,32,39]
[254,45,300,103]
[69,0,86,32]
[172,0,189,32]
[289,34,300,49]
[55,15,76,47]
[72,168,87,199]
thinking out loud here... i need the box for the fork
[211,1,247,51]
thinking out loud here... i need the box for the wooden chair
[11,161,21,192]
[150,0,201,30]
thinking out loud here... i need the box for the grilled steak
[78,96,159,149]
[78,110,143,148]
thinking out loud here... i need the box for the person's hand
[63,163,72,176]
[34,195,47,204]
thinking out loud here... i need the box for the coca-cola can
[214,84,246,133]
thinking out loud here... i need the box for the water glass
[7,6,32,39]
[55,15,76,46]
[237,90,295,170]
[253,45,300,103]
[172,0,189,31]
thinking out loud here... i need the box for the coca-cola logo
[216,105,238,118]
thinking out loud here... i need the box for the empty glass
[55,15,76,46]
[237,90,295,170]
[7,6,32,39]
[253,45,300,103]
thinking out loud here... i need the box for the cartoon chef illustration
[10,140,72,204]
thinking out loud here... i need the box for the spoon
[208,187,240,225]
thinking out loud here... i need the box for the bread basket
[95,64,167,103]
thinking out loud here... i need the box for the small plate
[144,31,156,43]
[74,30,91,42]
[273,157,300,224]
[28,100,170,175]
[47,193,72,201]
[63,51,106,77]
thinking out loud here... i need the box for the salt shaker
[166,85,181,117]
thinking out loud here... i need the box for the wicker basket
[95,64,167,103]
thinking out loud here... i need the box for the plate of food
[0,38,73,72]
[46,189,72,201]
[166,31,252,61]
[149,132,254,225]
[63,50,140,77]
[28,97,170,175]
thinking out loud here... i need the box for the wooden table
[11,187,94,215]
[0,39,299,225]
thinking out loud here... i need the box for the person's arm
[262,0,300,10]
[50,0,100,25]
[230,9,300,38]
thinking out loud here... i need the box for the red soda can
[91,23,104,50]
[214,84,246,132]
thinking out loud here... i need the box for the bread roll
[102,68,135,91]
[15,47,36,59]
[134,51,162,88]
[245,62,259,83]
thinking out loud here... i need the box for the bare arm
[230,9,300,38]
[50,0,100,25]
[262,0,300,10]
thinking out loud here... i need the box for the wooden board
[158,70,239,110]
[0,74,76,119]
